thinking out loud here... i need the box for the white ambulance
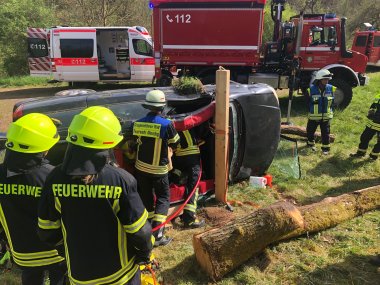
[27,26,155,83]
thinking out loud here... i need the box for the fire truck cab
[352,23,380,67]
[27,26,155,83]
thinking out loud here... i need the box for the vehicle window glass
[374,36,380,47]
[60,39,94,58]
[309,26,336,46]
[355,35,368,47]
[106,101,147,134]
[47,109,86,137]
[28,38,49,58]
[132,39,153,57]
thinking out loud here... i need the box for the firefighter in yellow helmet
[133,90,180,246]
[38,106,153,285]
[0,113,66,285]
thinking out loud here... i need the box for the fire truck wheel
[157,74,172,87]
[330,78,352,109]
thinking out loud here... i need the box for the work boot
[154,236,173,247]
[184,218,205,229]
[153,226,172,247]
[350,152,365,158]
[369,154,378,160]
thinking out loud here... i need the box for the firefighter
[350,93,380,160]
[171,128,205,228]
[306,69,336,155]
[38,106,153,285]
[0,113,66,285]
[133,90,180,247]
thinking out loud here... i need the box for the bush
[171,76,205,95]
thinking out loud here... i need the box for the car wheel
[330,78,353,109]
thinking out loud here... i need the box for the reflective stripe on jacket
[175,130,200,157]
[133,113,179,176]
[308,84,335,121]
[38,164,151,284]
[0,161,65,267]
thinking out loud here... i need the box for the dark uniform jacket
[175,129,201,157]
[133,112,180,176]
[38,163,151,285]
[366,94,380,131]
[0,151,64,268]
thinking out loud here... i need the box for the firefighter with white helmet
[306,69,336,155]
[0,113,66,285]
[38,106,153,285]
[133,89,180,246]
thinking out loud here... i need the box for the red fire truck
[151,0,368,109]
[352,23,380,67]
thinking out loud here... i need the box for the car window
[374,36,380,47]
[28,38,49,58]
[47,108,87,138]
[132,39,153,57]
[60,39,94,58]
[355,35,368,47]
[105,101,147,134]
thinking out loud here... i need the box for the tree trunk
[193,186,380,281]
[281,124,335,142]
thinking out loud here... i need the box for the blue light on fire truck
[149,2,154,9]
[325,13,336,19]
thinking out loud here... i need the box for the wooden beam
[193,186,380,280]
[214,68,230,203]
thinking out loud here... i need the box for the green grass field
[0,71,379,284]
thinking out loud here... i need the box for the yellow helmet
[67,106,123,149]
[6,113,59,153]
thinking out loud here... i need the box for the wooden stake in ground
[214,68,230,203]
[193,186,380,280]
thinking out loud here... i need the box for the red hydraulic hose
[151,160,203,232]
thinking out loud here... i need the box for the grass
[0,71,379,284]
[0,75,65,88]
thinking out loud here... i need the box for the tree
[0,0,54,76]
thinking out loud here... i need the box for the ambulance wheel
[157,74,172,86]
[330,78,352,109]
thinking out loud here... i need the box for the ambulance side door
[27,28,51,77]
[52,28,99,81]
[129,31,155,81]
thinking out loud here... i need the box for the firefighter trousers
[358,126,380,155]
[306,119,331,151]
[135,171,170,230]
[21,261,67,285]
[172,154,201,222]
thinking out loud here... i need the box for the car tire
[330,78,353,109]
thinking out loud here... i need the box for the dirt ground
[0,86,67,132]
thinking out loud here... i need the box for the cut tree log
[193,186,380,281]
[281,124,335,142]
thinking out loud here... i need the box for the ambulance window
[374,36,380,47]
[355,35,368,47]
[132,39,153,57]
[60,39,94,58]
[28,38,49,58]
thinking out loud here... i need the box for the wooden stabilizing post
[193,186,380,281]
[214,68,230,203]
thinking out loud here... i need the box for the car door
[129,30,155,81]
[27,28,51,77]
[52,28,99,81]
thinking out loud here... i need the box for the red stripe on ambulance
[54,58,98,66]
[130,58,154,65]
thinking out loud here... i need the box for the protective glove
[135,250,152,265]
